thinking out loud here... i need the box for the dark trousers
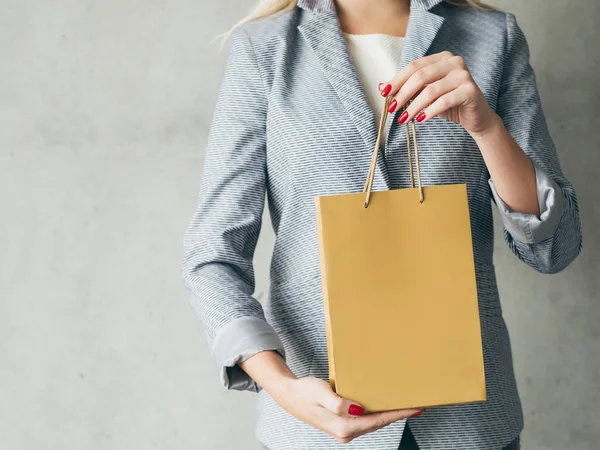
[398,423,521,449]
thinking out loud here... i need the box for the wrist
[270,371,298,399]
[469,110,504,143]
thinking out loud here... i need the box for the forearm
[471,112,540,217]
[238,350,296,396]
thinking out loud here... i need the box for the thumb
[313,380,365,417]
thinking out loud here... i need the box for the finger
[418,83,474,123]
[389,56,464,114]
[379,50,454,99]
[313,380,365,417]
[336,408,424,443]
[400,70,466,123]
[355,408,424,436]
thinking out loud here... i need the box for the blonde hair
[210,0,494,52]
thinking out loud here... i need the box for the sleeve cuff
[488,160,564,244]
[208,316,286,392]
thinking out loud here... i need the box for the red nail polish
[381,83,392,97]
[410,411,423,418]
[348,404,364,416]
[398,110,409,124]
[388,99,397,113]
[416,112,426,122]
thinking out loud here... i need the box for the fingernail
[348,404,364,416]
[398,110,409,124]
[410,410,423,418]
[416,112,426,122]
[387,99,398,113]
[378,82,385,91]
[381,83,392,97]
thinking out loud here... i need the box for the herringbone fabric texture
[182,1,583,448]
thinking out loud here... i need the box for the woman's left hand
[379,51,499,139]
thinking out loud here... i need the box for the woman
[182,0,583,448]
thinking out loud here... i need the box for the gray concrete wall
[0,0,597,449]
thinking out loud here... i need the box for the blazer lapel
[297,3,390,190]
[398,4,446,74]
[384,2,446,148]
[296,0,446,191]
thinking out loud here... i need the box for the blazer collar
[297,0,446,191]
[297,0,445,12]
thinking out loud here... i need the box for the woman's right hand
[239,350,423,444]
[273,376,422,444]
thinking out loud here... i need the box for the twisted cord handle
[363,97,424,208]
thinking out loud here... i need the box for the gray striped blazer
[182,0,583,448]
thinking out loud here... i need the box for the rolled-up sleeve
[490,13,583,273]
[182,26,285,392]
[210,317,286,391]
[489,159,563,244]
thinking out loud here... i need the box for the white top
[342,32,405,146]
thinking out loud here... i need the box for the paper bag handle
[363,95,424,208]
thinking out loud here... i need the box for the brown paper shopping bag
[314,95,486,413]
